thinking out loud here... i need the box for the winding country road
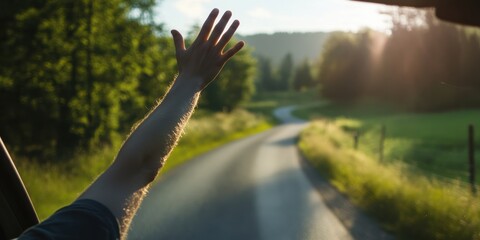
[128,106,391,240]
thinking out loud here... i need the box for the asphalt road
[128,106,391,240]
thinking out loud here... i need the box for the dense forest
[255,54,315,92]
[0,0,256,159]
[316,9,480,111]
[241,32,326,92]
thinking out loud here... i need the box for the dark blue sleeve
[18,199,120,240]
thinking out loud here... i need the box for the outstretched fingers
[208,11,232,45]
[221,41,245,63]
[197,8,220,42]
[216,19,240,51]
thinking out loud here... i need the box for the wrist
[173,73,204,93]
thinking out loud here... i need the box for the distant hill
[238,32,331,65]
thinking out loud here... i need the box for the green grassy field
[294,103,480,184]
[299,121,480,239]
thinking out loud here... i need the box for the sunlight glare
[155,0,391,35]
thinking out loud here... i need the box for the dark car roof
[353,0,480,27]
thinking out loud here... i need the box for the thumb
[171,30,186,55]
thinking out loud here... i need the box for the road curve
[128,106,390,240]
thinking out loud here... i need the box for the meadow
[294,103,480,185]
[299,121,480,239]
[296,103,480,239]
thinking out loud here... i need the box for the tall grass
[163,109,270,172]
[299,120,480,240]
[14,143,119,218]
[294,104,480,184]
[14,109,270,220]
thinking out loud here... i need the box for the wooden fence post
[468,124,476,195]
[379,125,386,162]
[354,130,360,150]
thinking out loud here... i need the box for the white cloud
[248,7,273,19]
[175,0,212,19]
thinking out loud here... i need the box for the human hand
[171,9,245,91]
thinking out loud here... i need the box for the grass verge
[299,120,480,239]
[15,109,271,220]
[294,103,480,184]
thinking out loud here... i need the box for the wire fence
[349,124,478,195]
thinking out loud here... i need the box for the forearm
[78,75,202,237]
[115,74,201,184]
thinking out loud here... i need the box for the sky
[153,0,392,35]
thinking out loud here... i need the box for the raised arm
[77,8,244,237]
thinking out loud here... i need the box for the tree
[377,8,480,110]
[293,60,314,91]
[316,31,373,102]
[314,8,480,111]
[278,53,294,90]
[0,0,176,159]
[256,56,278,91]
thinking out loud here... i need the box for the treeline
[257,53,314,92]
[238,32,329,65]
[317,9,480,111]
[0,0,256,159]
